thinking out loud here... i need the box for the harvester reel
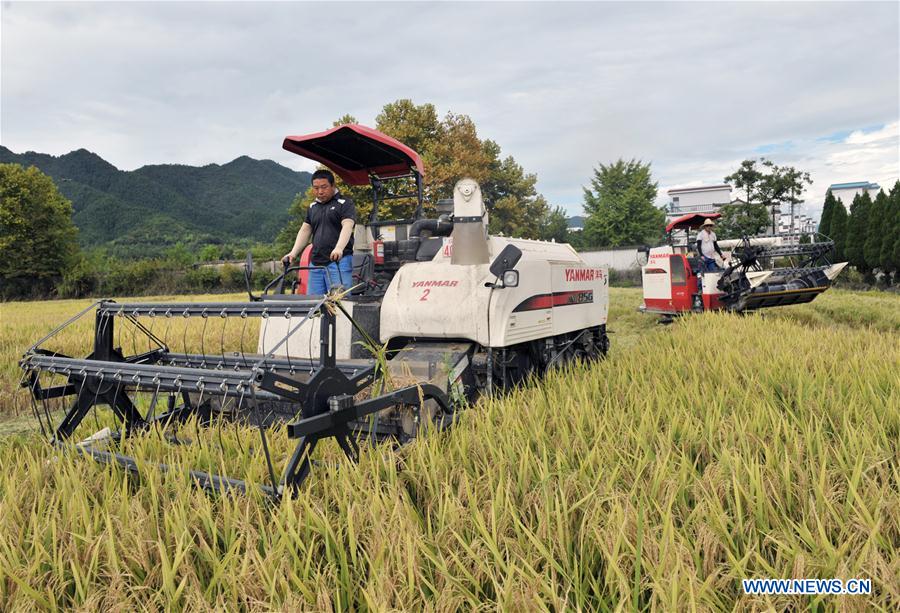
[19,296,455,499]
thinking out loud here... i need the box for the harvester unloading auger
[20,125,610,498]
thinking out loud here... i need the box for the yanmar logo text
[564,268,606,282]
[412,280,459,288]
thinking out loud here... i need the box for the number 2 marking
[420,289,431,301]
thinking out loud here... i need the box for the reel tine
[239,315,250,370]
[163,309,173,363]
[194,385,205,449]
[234,387,247,455]
[215,392,232,452]
[90,373,104,435]
[128,313,138,360]
[145,311,154,355]
[114,310,122,356]
[260,316,269,361]
[41,382,55,437]
[25,371,49,440]
[98,312,112,355]
[182,312,190,366]
[284,313,294,374]
[108,373,122,440]
[148,380,161,421]
[219,311,227,369]
[58,371,91,443]
[16,369,31,420]
[200,312,209,366]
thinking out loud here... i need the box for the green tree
[0,163,80,297]
[482,153,549,238]
[756,161,812,233]
[726,159,812,234]
[830,198,848,262]
[565,229,589,251]
[540,206,570,243]
[864,190,889,270]
[164,242,194,267]
[845,192,872,270]
[777,166,813,233]
[716,200,770,239]
[818,190,836,238]
[582,159,664,247]
[309,100,552,238]
[374,101,494,221]
[277,100,562,242]
[882,181,900,277]
[199,244,222,262]
[724,159,764,206]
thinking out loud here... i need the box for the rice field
[0,288,897,610]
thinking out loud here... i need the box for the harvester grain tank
[20,125,610,498]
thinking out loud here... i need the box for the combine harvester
[20,125,610,498]
[639,212,847,318]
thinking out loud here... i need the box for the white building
[778,212,816,235]
[829,181,880,205]
[666,184,733,220]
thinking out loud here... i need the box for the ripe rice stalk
[0,288,897,609]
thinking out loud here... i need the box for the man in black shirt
[282,169,356,294]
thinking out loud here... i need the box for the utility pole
[790,185,795,235]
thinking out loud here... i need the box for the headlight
[502,270,519,288]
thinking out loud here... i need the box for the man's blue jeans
[701,256,720,272]
[308,255,353,294]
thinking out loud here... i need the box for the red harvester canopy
[282,124,425,186]
[665,212,722,233]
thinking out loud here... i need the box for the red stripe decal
[513,290,593,312]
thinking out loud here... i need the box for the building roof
[667,184,732,195]
[829,181,880,190]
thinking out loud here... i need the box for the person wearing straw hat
[696,218,726,272]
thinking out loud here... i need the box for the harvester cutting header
[20,125,610,498]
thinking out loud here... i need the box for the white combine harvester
[21,125,609,497]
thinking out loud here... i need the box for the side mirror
[636,245,650,267]
[489,244,522,278]
[502,270,519,288]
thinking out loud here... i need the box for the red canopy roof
[282,124,425,186]
[665,212,722,233]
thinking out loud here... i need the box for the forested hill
[0,146,311,258]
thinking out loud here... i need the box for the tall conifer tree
[845,192,871,270]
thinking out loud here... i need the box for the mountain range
[0,146,311,258]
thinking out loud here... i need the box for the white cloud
[845,122,899,146]
[1,1,897,224]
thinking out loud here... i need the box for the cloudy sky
[2,1,898,220]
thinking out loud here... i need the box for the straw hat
[701,218,716,227]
